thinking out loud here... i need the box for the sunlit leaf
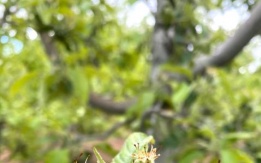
[225,132,256,140]
[44,149,70,163]
[9,71,39,96]
[221,148,254,163]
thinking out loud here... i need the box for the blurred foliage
[0,0,261,163]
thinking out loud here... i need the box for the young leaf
[93,147,106,163]
[112,132,154,163]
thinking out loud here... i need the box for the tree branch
[194,0,261,75]
[150,0,175,82]
[39,32,60,64]
[88,93,136,114]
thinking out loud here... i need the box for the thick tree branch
[39,32,60,64]
[34,12,61,64]
[194,0,261,75]
[151,0,175,82]
[88,93,136,114]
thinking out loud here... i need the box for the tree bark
[151,0,174,82]
[39,32,60,64]
[88,93,136,114]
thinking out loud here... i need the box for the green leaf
[217,70,235,103]
[44,149,69,163]
[225,132,255,140]
[36,4,53,25]
[9,71,39,96]
[93,147,106,163]
[179,150,204,163]
[127,0,137,5]
[127,91,155,117]
[171,83,192,111]
[221,148,254,163]
[183,3,194,21]
[112,132,154,163]
[67,67,89,104]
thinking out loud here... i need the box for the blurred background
[1,0,261,162]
